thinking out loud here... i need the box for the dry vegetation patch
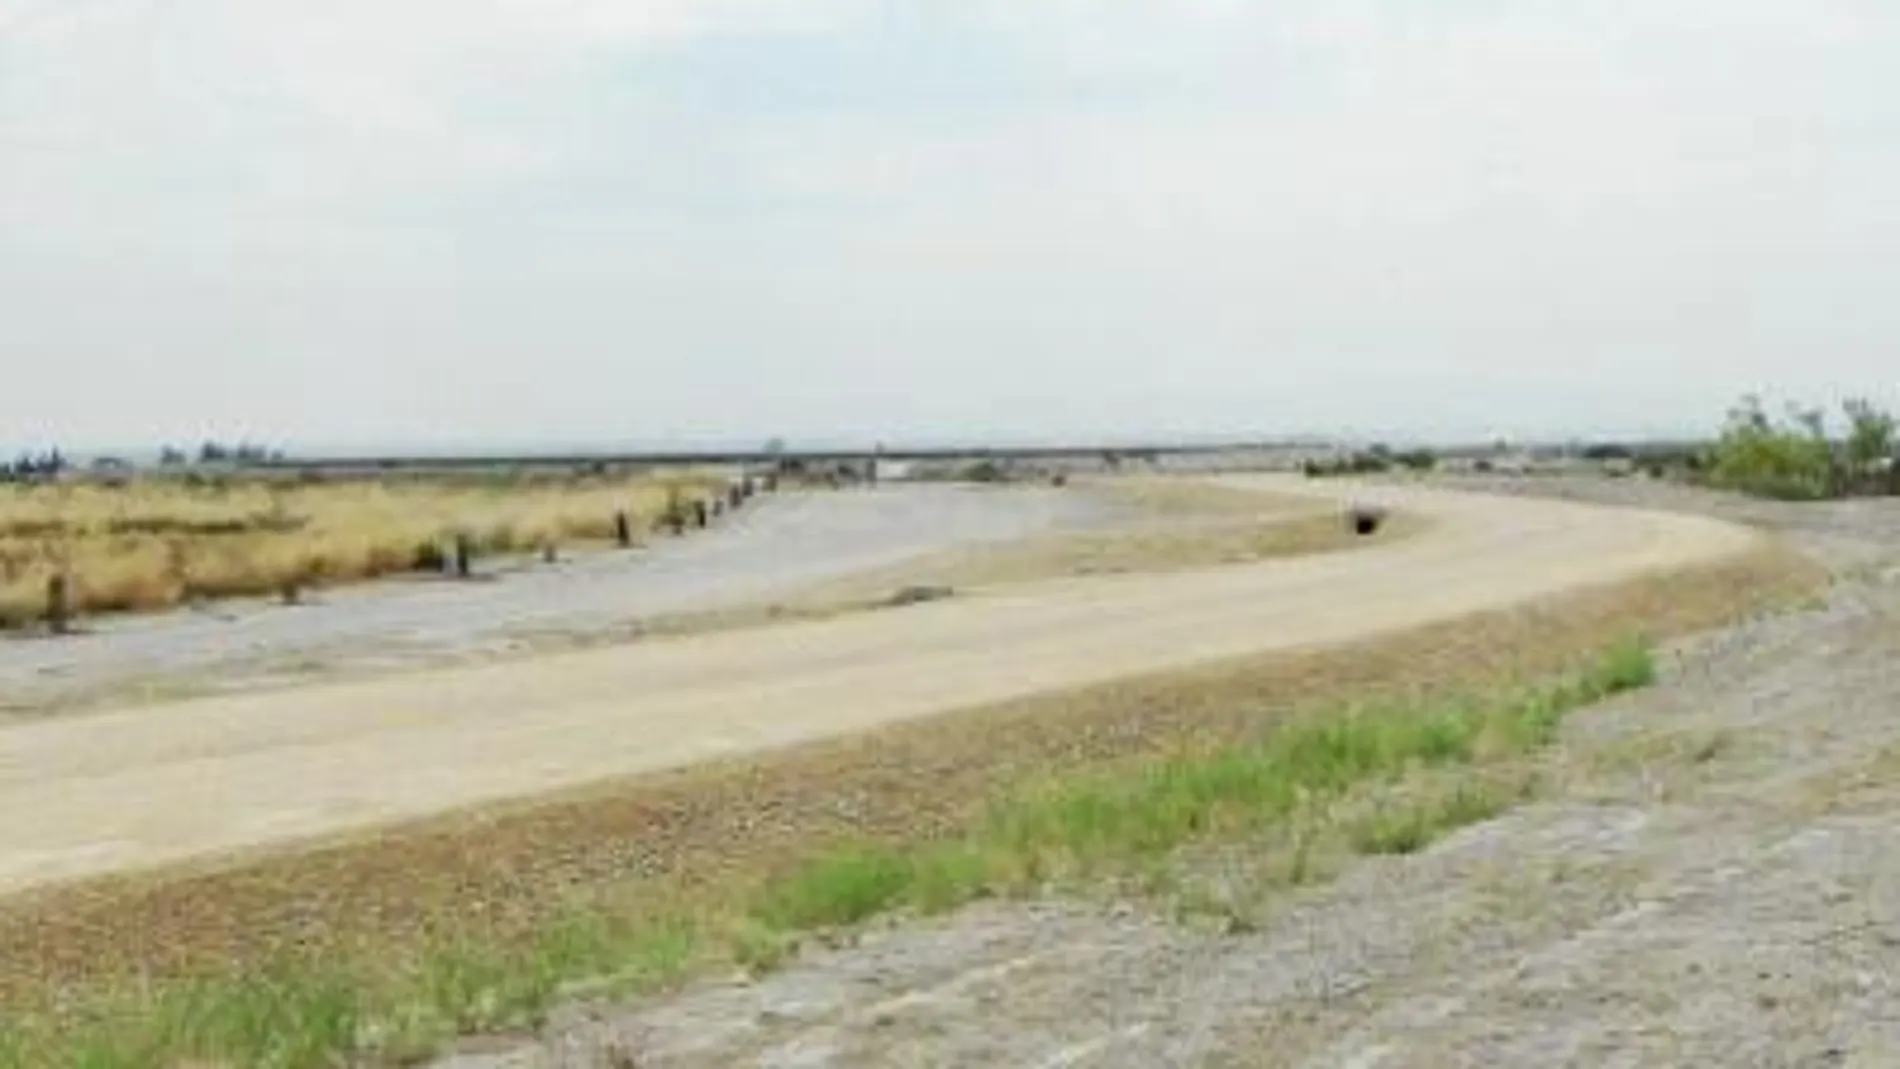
[0,471,725,625]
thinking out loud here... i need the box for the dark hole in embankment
[1348,507,1385,536]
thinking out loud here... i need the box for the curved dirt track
[0,476,1760,896]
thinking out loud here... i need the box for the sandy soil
[770,496,1414,610]
[431,479,1900,1069]
[0,477,1756,900]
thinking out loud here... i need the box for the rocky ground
[438,477,1900,1069]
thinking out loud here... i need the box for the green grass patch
[751,846,919,931]
[1349,784,1516,856]
[0,639,1655,1068]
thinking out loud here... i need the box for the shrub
[1700,393,1900,500]
[1704,395,1837,500]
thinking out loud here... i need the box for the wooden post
[541,542,559,564]
[693,500,709,528]
[413,541,446,573]
[453,533,473,578]
[45,574,70,634]
[728,484,743,510]
[613,510,632,548]
[763,472,779,493]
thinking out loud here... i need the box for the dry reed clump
[0,472,726,625]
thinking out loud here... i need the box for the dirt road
[0,477,1759,897]
[453,481,1900,1069]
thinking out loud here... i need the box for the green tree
[1841,397,1896,490]
[1705,394,1836,500]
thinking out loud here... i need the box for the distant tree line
[1303,443,1438,478]
[0,448,68,482]
[0,440,287,484]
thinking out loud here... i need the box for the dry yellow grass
[0,471,727,625]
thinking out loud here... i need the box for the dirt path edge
[0,539,1825,1009]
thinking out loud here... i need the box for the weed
[751,847,917,931]
[0,639,1654,1068]
[741,640,1650,940]
[1349,785,1511,856]
[729,921,796,977]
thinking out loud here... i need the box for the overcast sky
[2,1,1897,453]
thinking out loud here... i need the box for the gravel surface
[0,485,1127,712]
[436,480,1900,1069]
[1420,473,1900,570]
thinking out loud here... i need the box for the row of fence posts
[26,469,780,634]
[440,471,770,579]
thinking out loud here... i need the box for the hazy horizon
[17,423,1723,466]
[4,2,1897,453]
